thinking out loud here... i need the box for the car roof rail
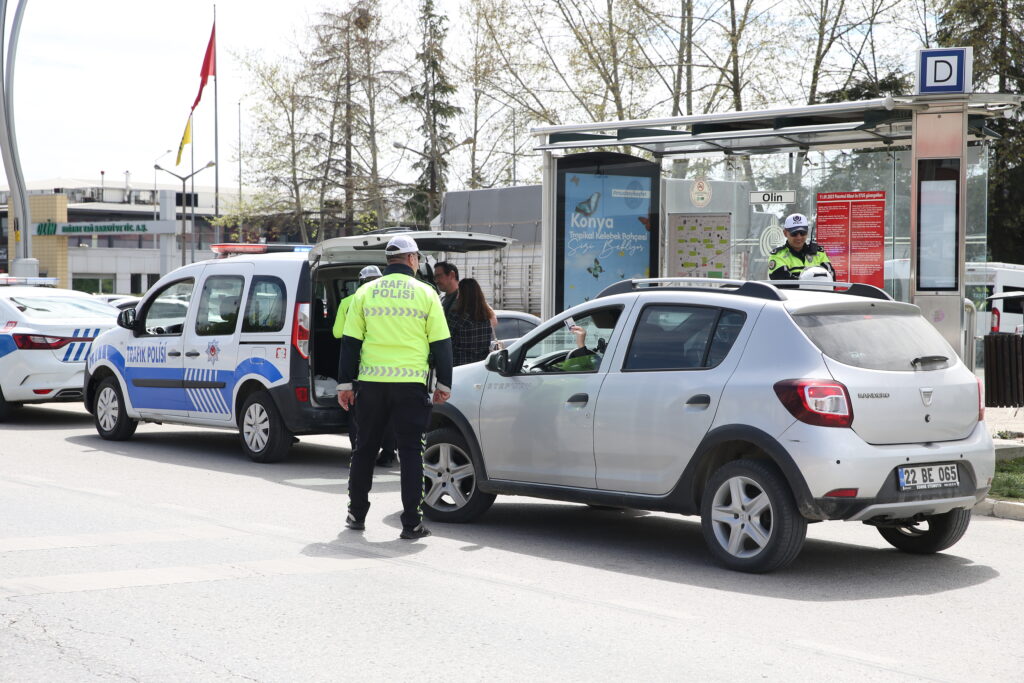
[757,280,894,301]
[596,277,786,301]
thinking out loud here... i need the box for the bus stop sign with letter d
[916,48,972,95]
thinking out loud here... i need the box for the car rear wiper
[911,355,948,367]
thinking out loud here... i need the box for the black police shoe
[399,523,431,540]
[345,512,365,531]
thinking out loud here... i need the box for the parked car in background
[424,277,994,573]
[493,309,542,348]
[0,285,118,419]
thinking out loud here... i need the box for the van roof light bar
[0,275,59,286]
[210,243,312,258]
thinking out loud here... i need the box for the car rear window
[793,311,955,371]
[5,295,116,320]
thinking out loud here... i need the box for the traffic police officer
[336,235,453,540]
[332,265,381,338]
[768,213,835,280]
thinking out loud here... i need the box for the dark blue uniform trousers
[347,381,432,529]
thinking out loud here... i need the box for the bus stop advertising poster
[814,191,886,288]
[556,152,660,311]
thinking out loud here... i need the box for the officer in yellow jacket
[332,265,381,339]
[336,235,452,540]
[768,213,835,280]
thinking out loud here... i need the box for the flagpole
[190,125,196,265]
[213,5,220,240]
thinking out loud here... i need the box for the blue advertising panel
[556,153,660,311]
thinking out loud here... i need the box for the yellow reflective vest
[341,272,450,384]
[768,243,833,280]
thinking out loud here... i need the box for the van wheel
[700,460,807,573]
[422,428,495,523]
[877,508,972,554]
[239,391,292,463]
[0,387,16,422]
[93,377,138,440]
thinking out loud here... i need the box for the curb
[973,498,1024,521]
[994,441,1024,463]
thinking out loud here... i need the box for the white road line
[0,555,380,598]
[284,475,400,486]
[0,525,247,553]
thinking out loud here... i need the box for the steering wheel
[524,348,573,373]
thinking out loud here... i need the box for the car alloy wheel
[421,427,495,523]
[237,391,291,463]
[424,441,477,511]
[93,376,137,441]
[709,475,774,559]
[700,459,806,573]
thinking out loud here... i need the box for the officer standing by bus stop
[768,213,835,280]
[336,235,453,540]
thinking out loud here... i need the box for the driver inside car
[557,325,603,372]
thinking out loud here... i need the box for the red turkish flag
[191,24,216,112]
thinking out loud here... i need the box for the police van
[84,231,511,462]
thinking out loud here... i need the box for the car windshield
[793,310,954,371]
[6,295,117,320]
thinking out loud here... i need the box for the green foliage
[819,72,912,103]
[992,457,1024,501]
[400,0,462,225]
[937,0,1024,263]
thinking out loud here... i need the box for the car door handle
[167,350,182,357]
[185,350,201,358]
[686,394,711,407]
[566,393,589,405]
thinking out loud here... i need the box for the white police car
[84,231,511,462]
[0,279,119,420]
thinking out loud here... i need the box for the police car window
[242,276,286,333]
[141,280,194,336]
[6,295,117,320]
[195,275,244,336]
[624,305,720,371]
[522,307,621,374]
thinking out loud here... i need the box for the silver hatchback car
[424,278,994,573]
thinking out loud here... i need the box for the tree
[400,0,463,225]
[937,0,1024,262]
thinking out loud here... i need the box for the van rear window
[793,311,954,371]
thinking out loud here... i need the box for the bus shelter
[532,92,1021,361]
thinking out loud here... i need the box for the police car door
[182,263,253,421]
[128,272,203,417]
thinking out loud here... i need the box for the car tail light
[292,302,310,359]
[991,307,1001,332]
[13,333,72,350]
[774,379,853,428]
[977,377,985,422]
[294,386,309,403]
[824,488,858,498]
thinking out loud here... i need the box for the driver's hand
[570,325,587,348]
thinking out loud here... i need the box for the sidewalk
[980,406,1024,521]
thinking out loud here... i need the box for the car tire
[422,427,495,523]
[0,387,13,422]
[93,377,139,441]
[876,508,972,554]
[700,459,807,573]
[238,391,292,463]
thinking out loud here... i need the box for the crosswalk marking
[0,525,245,553]
[0,555,380,598]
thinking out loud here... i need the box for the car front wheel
[238,391,292,463]
[93,377,138,440]
[876,508,972,554]
[422,427,495,523]
[700,459,807,573]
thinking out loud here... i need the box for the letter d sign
[916,47,972,94]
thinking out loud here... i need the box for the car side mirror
[485,348,512,376]
[117,308,137,332]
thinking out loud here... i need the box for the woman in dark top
[446,278,497,366]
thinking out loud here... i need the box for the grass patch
[991,457,1024,501]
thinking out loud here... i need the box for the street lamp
[152,149,172,220]
[155,161,215,267]
[393,137,474,225]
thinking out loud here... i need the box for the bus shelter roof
[532,94,1021,157]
